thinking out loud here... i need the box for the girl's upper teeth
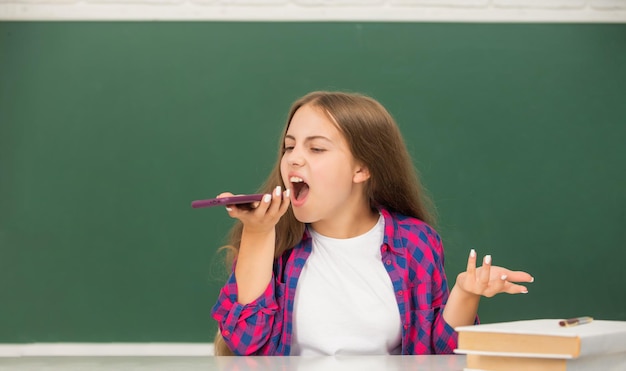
[290,176,304,183]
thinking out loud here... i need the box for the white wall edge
[1,5,626,22]
[0,343,214,357]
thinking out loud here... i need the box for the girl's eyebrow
[284,134,332,143]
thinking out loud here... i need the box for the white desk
[0,355,466,370]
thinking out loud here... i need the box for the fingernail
[521,289,528,294]
[285,188,291,197]
[484,255,492,265]
[225,207,233,212]
[529,277,535,283]
[264,194,271,203]
[501,274,507,281]
[275,186,281,196]
[470,249,476,258]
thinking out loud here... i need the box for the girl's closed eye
[310,147,326,153]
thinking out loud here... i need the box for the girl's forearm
[442,282,481,328]
[234,228,277,305]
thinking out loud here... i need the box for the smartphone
[191,194,265,209]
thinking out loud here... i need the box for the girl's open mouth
[290,176,309,202]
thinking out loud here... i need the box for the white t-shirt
[290,215,402,355]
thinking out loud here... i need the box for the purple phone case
[191,194,265,208]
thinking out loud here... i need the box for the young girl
[211,91,533,356]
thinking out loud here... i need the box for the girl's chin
[291,209,315,224]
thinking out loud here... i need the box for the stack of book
[454,318,626,371]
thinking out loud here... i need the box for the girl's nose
[288,154,303,167]
[286,147,304,167]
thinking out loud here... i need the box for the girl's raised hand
[455,249,534,298]
[217,186,291,234]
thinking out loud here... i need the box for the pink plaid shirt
[212,208,465,355]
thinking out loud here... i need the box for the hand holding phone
[191,194,265,209]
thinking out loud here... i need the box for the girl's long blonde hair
[214,91,435,355]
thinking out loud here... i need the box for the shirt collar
[380,207,404,256]
[299,208,404,256]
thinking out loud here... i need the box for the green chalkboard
[1,22,625,343]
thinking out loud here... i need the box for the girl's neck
[310,203,379,239]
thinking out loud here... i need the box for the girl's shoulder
[381,208,441,242]
[381,208,444,258]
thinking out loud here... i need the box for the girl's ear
[353,165,371,184]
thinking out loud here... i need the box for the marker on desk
[559,316,593,327]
